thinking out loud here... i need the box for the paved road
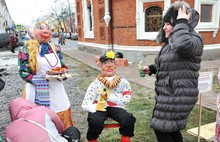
[0,38,77,67]
[0,39,219,112]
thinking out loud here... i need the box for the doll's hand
[98,88,108,100]
[63,77,67,81]
[57,76,67,82]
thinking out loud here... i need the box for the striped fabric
[32,75,50,107]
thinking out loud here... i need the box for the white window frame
[136,0,171,40]
[82,0,94,39]
[195,0,219,37]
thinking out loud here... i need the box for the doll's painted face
[33,22,52,43]
[100,59,117,77]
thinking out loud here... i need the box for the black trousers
[11,46,16,52]
[86,107,136,140]
[154,130,183,142]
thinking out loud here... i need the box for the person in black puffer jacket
[141,1,204,142]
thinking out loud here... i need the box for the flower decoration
[106,50,115,59]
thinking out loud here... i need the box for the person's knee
[120,113,136,127]
[88,115,105,128]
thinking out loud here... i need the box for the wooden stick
[198,93,202,142]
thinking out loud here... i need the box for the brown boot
[121,135,130,142]
[88,139,98,142]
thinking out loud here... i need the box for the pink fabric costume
[5,98,67,142]
[216,71,220,141]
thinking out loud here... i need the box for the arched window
[145,6,162,32]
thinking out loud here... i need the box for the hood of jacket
[156,1,200,44]
[9,98,38,121]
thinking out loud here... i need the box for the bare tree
[47,0,76,34]
[49,4,67,32]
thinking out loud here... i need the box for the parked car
[0,33,24,51]
[0,33,10,49]
[71,33,78,40]
[52,32,59,38]
[64,32,71,39]
[16,37,25,47]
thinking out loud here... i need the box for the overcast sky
[5,0,56,26]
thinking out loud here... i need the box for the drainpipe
[109,0,113,51]
[103,0,113,51]
[104,0,111,27]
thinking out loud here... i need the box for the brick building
[76,0,220,63]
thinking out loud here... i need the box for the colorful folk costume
[81,51,136,142]
[18,22,73,129]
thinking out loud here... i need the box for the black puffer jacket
[150,3,204,132]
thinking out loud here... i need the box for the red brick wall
[76,0,220,46]
[76,0,83,40]
[143,2,164,11]
[200,30,220,44]
[111,0,162,46]
[76,0,111,44]
[112,0,136,46]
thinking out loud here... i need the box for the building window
[136,0,169,40]
[87,4,92,31]
[200,4,212,22]
[195,0,219,37]
[82,0,94,38]
[145,6,162,32]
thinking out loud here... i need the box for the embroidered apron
[25,45,70,113]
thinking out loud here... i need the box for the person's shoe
[121,135,130,142]
[10,49,15,53]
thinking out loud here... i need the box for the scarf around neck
[39,43,49,57]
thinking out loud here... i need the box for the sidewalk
[0,46,218,111]
[62,48,219,111]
